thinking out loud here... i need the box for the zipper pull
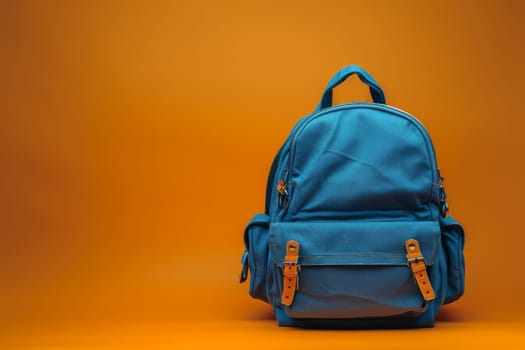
[438,170,449,217]
[276,179,289,208]
[276,179,288,196]
[276,168,289,209]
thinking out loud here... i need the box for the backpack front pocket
[269,221,441,319]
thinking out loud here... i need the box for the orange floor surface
[1,320,524,350]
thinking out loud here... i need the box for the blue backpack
[240,65,465,328]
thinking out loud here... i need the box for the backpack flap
[268,220,442,319]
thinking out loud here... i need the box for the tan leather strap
[281,240,300,306]
[405,239,435,301]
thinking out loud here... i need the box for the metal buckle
[407,256,425,264]
[282,261,300,270]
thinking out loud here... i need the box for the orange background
[2,0,525,348]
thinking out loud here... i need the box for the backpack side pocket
[242,214,271,303]
[440,216,465,304]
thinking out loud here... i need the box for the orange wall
[2,0,525,328]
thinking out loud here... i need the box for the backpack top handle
[316,64,386,111]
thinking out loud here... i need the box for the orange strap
[281,240,300,306]
[405,239,435,301]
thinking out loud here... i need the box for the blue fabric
[243,214,271,302]
[241,65,465,328]
[440,216,466,304]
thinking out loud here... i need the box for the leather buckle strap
[281,240,300,306]
[405,239,435,301]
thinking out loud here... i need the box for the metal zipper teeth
[285,103,439,214]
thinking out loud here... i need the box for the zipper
[284,103,439,217]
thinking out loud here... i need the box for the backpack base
[274,305,437,329]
